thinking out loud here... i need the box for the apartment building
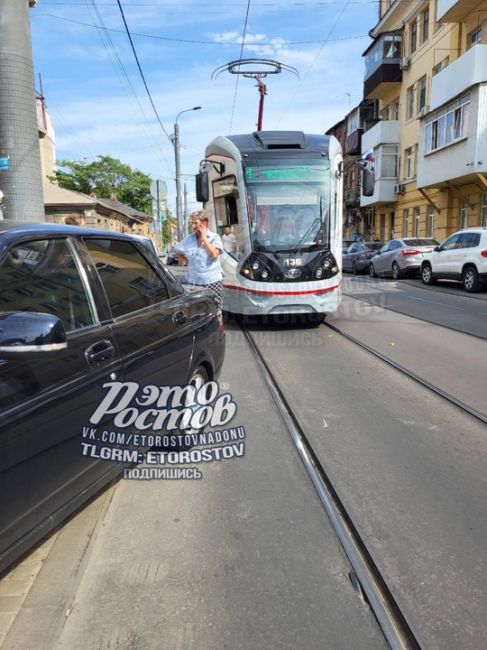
[360,0,487,242]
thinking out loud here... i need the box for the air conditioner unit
[400,57,410,70]
[394,183,405,195]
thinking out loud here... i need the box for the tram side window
[213,175,244,257]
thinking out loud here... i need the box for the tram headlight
[260,269,269,280]
[242,267,251,277]
[315,268,324,279]
[323,259,331,269]
[251,261,260,271]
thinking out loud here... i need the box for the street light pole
[174,106,201,242]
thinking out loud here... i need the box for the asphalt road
[248,318,487,650]
[342,275,487,339]
[2,333,387,650]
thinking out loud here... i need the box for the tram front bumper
[223,281,341,316]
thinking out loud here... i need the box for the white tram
[196,131,343,317]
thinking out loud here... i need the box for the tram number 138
[283,258,303,267]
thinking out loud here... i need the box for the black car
[0,222,225,573]
[342,241,383,274]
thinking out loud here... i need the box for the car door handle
[85,340,115,366]
[172,310,188,326]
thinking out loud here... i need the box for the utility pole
[173,106,201,242]
[0,0,45,222]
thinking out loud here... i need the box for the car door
[373,241,392,275]
[450,233,479,278]
[433,233,461,276]
[0,235,123,570]
[82,237,198,392]
[343,243,358,271]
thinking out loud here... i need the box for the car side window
[389,241,400,250]
[441,234,460,251]
[85,238,170,318]
[0,238,95,332]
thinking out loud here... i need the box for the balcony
[362,120,400,151]
[417,84,487,189]
[436,0,482,22]
[363,32,402,99]
[430,45,487,111]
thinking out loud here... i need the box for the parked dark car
[0,222,225,573]
[342,241,383,274]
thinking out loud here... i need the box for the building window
[377,145,398,178]
[414,207,420,236]
[460,201,469,229]
[468,27,482,48]
[417,76,427,112]
[407,85,415,120]
[403,209,409,237]
[410,20,418,54]
[433,57,449,76]
[482,194,487,227]
[425,95,470,153]
[427,206,435,237]
[421,8,429,43]
[405,146,415,179]
[393,100,400,120]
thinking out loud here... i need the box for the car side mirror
[0,311,67,358]
[434,246,441,252]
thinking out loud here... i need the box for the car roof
[0,220,141,240]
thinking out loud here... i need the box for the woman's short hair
[190,209,209,223]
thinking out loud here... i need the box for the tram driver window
[213,175,244,257]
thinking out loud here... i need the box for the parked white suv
[421,227,487,292]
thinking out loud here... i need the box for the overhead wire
[32,13,369,45]
[114,0,172,142]
[273,0,355,129]
[228,0,252,134]
[84,0,173,177]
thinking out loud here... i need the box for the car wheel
[392,262,401,280]
[188,365,209,390]
[368,263,376,278]
[352,261,358,275]
[421,263,435,285]
[462,266,481,293]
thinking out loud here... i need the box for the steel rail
[240,322,424,650]
[324,321,487,426]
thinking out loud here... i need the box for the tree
[159,207,177,247]
[53,156,153,214]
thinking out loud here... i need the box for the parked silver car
[369,238,439,279]
[343,241,383,274]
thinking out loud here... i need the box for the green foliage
[159,207,177,246]
[54,156,152,213]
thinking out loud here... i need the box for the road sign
[150,179,167,200]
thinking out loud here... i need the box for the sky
[30,0,380,215]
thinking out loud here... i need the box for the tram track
[239,319,424,650]
[324,320,487,426]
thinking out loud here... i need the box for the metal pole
[183,181,188,236]
[173,106,201,243]
[0,0,45,222]
[174,121,182,242]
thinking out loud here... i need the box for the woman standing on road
[175,210,224,310]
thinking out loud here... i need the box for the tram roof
[223,131,331,156]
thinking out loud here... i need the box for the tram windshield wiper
[291,218,321,255]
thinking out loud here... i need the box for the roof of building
[95,197,151,222]
[43,182,96,207]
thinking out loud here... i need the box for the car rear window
[403,238,439,247]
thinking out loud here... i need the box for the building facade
[360,0,487,242]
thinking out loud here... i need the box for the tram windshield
[243,160,331,253]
